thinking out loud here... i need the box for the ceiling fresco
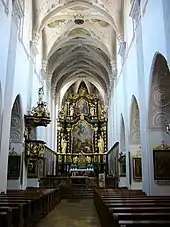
[32,0,124,104]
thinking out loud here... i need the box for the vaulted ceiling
[32,0,124,104]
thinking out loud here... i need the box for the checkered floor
[36,199,101,227]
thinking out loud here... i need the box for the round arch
[129,95,142,187]
[9,94,24,146]
[148,52,170,131]
[38,2,118,33]
[120,114,126,154]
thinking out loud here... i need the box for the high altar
[56,82,107,183]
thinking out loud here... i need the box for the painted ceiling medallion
[74,13,84,25]
[74,19,84,24]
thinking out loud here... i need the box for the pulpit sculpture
[70,104,74,117]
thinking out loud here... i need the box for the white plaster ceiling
[33,0,123,100]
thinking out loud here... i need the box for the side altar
[56,83,107,180]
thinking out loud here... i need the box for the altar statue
[90,104,95,116]
[61,137,67,154]
[59,107,65,120]
[70,104,74,116]
[86,156,91,163]
[98,136,104,154]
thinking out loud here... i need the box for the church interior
[1,0,170,226]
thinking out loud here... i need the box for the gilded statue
[70,104,74,117]
[79,87,86,96]
[38,87,44,103]
[58,107,65,120]
[98,135,104,154]
[86,156,91,163]
[73,156,79,163]
[90,104,95,116]
[61,137,67,154]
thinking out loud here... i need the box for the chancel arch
[129,95,142,189]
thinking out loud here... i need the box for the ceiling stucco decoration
[32,0,123,103]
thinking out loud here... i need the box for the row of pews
[94,188,170,226]
[0,187,61,227]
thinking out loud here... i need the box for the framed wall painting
[132,157,142,181]
[153,149,170,181]
[118,154,126,177]
[128,151,131,185]
[7,155,21,179]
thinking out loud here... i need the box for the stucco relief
[10,131,22,142]
[149,54,170,131]
[149,85,170,130]
[130,101,140,145]
[10,97,23,143]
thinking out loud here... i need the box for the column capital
[110,60,117,79]
[30,31,40,57]
[51,87,56,99]
[42,60,48,72]
[46,74,52,89]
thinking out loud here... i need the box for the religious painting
[153,150,170,181]
[132,157,142,181]
[72,120,93,153]
[98,173,105,187]
[75,98,89,115]
[118,154,126,177]
[7,155,21,179]
[128,152,131,185]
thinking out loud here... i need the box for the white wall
[0,1,52,192]
[109,0,170,195]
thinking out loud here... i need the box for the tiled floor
[36,199,101,227]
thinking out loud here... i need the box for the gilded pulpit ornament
[25,87,51,127]
[24,87,51,169]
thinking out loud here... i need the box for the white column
[0,17,18,193]
[50,89,56,150]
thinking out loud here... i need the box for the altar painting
[72,120,93,153]
[75,98,89,115]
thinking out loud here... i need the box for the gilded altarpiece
[56,85,107,176]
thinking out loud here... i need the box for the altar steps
[61,187,94,199]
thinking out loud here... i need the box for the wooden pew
[0,187,61,227]
[94,188,170,227]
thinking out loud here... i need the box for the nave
[36,199,100,227]
[1,186,170,227]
